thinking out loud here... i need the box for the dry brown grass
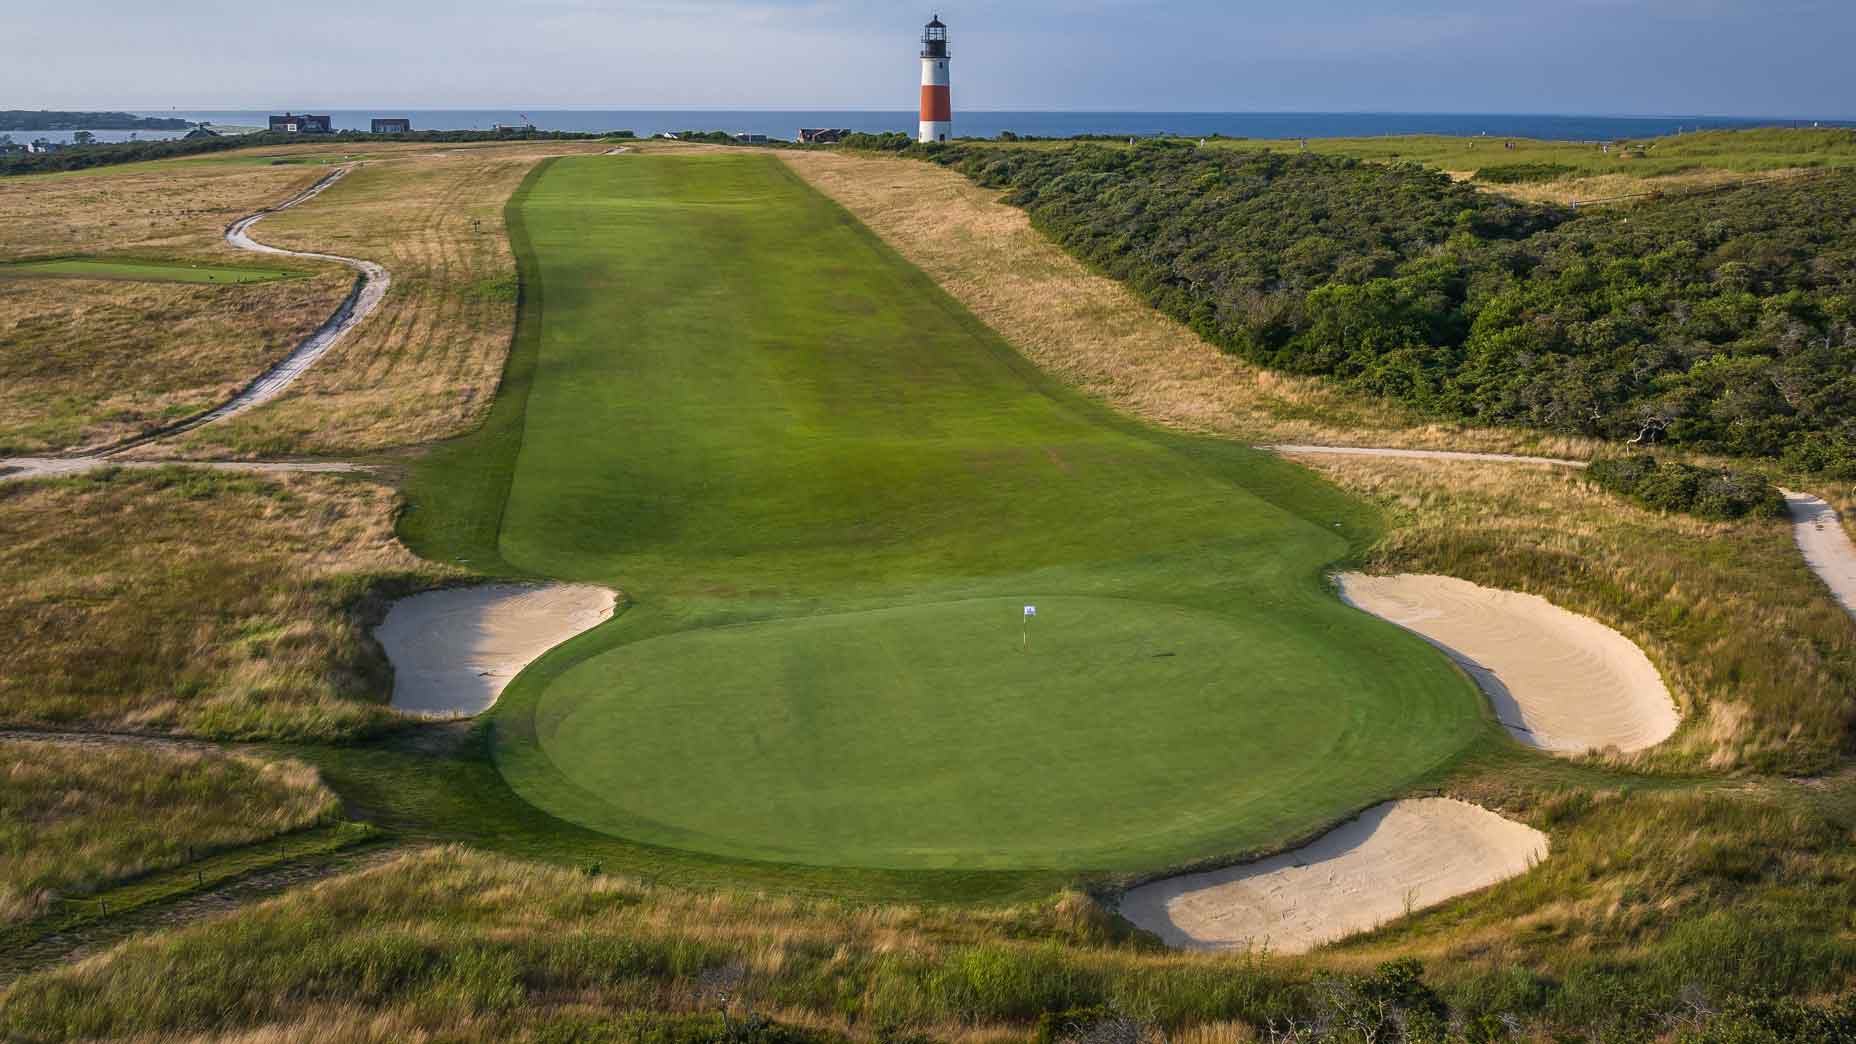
[0,467,457,739]
[1291,454,1856,772]
[0,154,360,454]
[6,831,1851,1043]
[0,159,328,259]
[0,272,354,454]
[0,739,336,923]
[1483,166,1816,206]
[162,141,608,457]
[780,151,1601,458]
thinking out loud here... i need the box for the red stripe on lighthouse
[920,85,952,122]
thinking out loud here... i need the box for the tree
[72,130,95,145]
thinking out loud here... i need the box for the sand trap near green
[406,153,1495,876]
[0,258,297,284]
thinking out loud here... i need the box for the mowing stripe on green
[406,153,1498,873]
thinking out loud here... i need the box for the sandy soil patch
[1119,798,1546,952]
[1337,573,1678,753]
[375,584,617,716]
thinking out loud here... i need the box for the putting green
[407,153,1494,874]
[0,257,297,284]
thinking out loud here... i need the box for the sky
[7,0,1851,117]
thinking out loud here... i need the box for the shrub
[1586,456,1786,520]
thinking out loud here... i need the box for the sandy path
[188,167,391,434]
[1337,574,1679,753]
[0,166,387,479]
[375,584,618,716]
[1785,493,1856,616]
[1269,444,1586,469]
[1119,798,1547,953]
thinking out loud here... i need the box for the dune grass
[0,467,455,739]
[401,151,1494,874]
[0,739,337,924]
[1,814,1848,1044]
[0,271,355,454]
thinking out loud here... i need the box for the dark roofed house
[371,118,412,134]
[269,113,333,134]
[798,128,851,145]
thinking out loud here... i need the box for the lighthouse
[918,15,952,144]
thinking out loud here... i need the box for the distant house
[371,118,412,134]
[798,128,851,145]
[734,133,770,145]
[25,139,63,154]
[183,126,220,140]
[269,113,333,134]
[493,123,536,134]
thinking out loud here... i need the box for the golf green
[407,152,1494,873]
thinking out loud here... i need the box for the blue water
[15,110,1852,145]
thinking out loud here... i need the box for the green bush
[1586,456,1785,520]
[1473,162,1580,184]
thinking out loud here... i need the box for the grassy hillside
[3,833,1850,1043]
[402,152,1495,874]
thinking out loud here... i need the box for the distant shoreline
[0,110,191,133]
[137,109,1856,144]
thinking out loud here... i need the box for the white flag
[1024,606,1037,617]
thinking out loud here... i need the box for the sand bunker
[1120,798,1546,952]
[1337,573,1678,754]
[376,584,617,716]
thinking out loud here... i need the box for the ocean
[14,110,1852,146]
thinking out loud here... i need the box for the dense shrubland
[1585,456,1786,520]
[850,137,1856,470]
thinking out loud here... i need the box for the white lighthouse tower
[918,15,952,144]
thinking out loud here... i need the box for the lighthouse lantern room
[918,15,952,144]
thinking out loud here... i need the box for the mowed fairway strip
[0,258,298,284]
[411,153,1494,873]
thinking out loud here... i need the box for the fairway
[0,257,297,284]
[409,152,1494,872]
